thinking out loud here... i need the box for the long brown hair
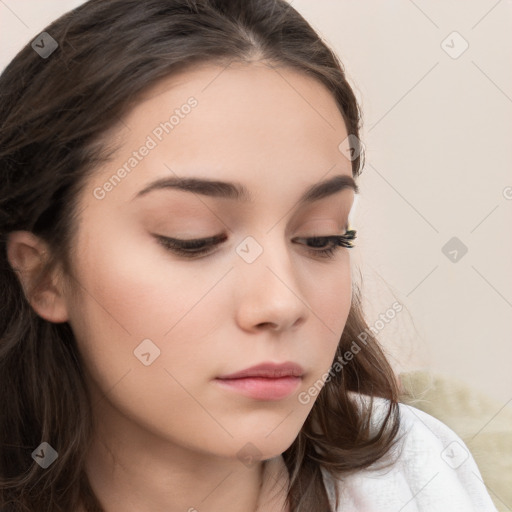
[0,1,400,510]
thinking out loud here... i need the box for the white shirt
[257,401,498,511]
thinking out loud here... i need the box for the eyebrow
[132,173,358,205]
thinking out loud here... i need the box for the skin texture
[7,61,356,512]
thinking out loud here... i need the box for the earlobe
[6,231,70,323]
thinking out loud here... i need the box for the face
[65,61,356,461]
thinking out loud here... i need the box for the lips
[215,362,305,400]
[216,361,305,380]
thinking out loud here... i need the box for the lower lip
[214,376,302,401]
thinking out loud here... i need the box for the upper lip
[217,361,304,379]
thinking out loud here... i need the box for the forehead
[86,61,353,211]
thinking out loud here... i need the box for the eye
[294,230,357,259]
[155,234,228,257]
[154,229,357,260]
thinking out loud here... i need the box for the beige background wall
[1,1,511,408]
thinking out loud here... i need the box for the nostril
[257,322,278,330]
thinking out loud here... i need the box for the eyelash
[155,229,357,260]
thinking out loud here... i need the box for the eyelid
[159,233,227,245]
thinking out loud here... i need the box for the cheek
[67,225,223,384]
[303,252,352,333]
[71,223,218,336]
[299,256,352,378]
[66,232,229,442]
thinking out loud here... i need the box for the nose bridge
[236,226,292,279]
[233,228,308,331]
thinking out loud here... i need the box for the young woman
[0,1,497,511]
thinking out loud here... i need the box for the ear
[6,231,70,323]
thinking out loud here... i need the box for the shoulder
[322,399,498,512]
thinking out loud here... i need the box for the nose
[233,234,309,333]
